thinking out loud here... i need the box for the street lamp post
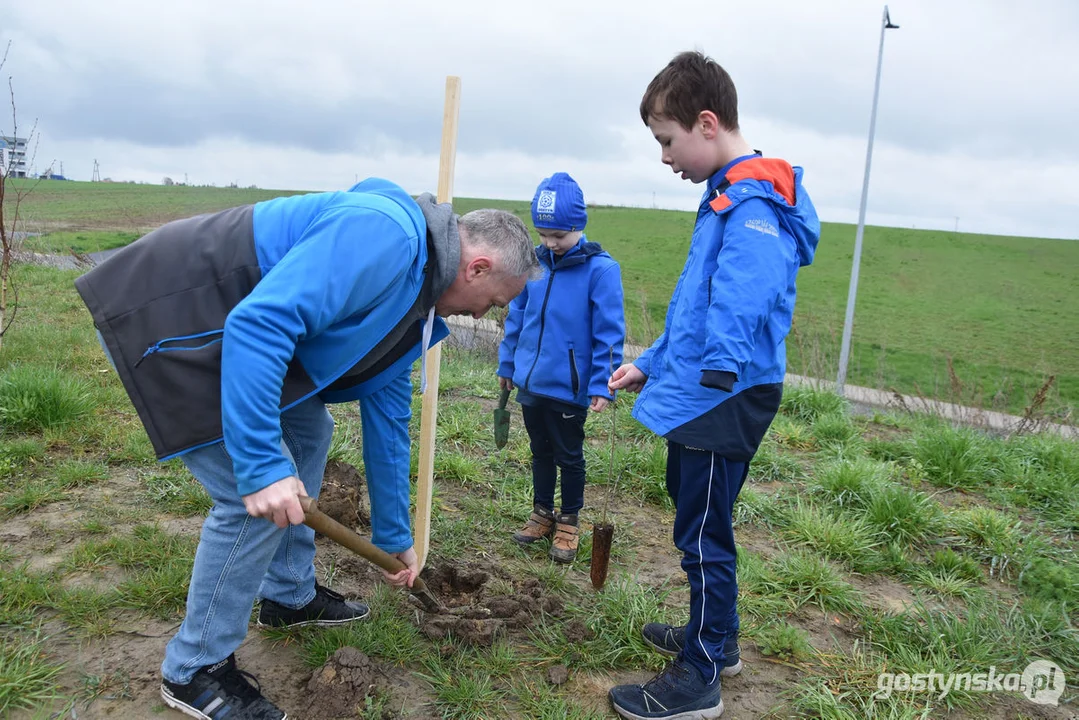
[835,5,899,396]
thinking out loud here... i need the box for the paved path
[443,315,1076,439]
[22,246,123,270]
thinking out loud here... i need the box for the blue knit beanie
[531,172,587,231]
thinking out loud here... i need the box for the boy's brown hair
[640,51,739,132]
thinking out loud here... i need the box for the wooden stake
[414,76,461,568]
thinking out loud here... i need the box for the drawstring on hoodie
[419,306,435,394]
[413,192,459,396]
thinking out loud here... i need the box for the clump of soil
[419,562,564,646]
[306,647,383,720]
[318,459,370,529]
[547,664,570,686]
[563,618,595,642]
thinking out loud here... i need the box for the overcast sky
[5,0,1078,239]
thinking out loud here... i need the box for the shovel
[299,496,445,613]
[494,386,511,450]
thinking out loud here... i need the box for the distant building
[0,136,28,178]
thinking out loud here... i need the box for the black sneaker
[609,658,724,719]
[256,584,370,628]
[160,654,285,720]
[641,623,742,677]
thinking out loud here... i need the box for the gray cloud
[8,10,634,160]
[5,0,1077,238]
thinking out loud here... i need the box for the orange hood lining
[708,157,796,213]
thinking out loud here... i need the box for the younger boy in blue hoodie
[498,172,625,563]
[607,52,821,719]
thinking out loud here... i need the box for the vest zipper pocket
[134,329,225,368]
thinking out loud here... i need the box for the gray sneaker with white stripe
[160,654,285,720]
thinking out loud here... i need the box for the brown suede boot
[513,504,556,545]
[549,513,579,564]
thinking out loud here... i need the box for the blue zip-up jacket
[498,237,625,408]
[632,156,820,458]
[76,178,454,553]
[232,179,432,493]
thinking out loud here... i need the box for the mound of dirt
[318,459,370,529]
[306,647,383,720]
[419,562,564,646]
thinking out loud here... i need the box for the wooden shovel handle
[299,496,429,593]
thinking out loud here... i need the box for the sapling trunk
[590,347,619,590]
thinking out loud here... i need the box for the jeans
[161,396,334,684]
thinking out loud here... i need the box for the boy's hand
[498,376,514,391]
[590,397,610,412]
[608,363,647,393]
[242,476,308,528]
[381,546,419,588]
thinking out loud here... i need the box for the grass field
[9,178,304,231]
[0,262,1077,718]
[7,179,1078,420]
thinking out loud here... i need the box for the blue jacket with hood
[632,156,820,459]
[498,237,625,408]
[75,178,453,553]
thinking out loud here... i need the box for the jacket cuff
[700,370,737,393]
[236,459,297,497]
[589,383,615,401]
[373,539,413,555]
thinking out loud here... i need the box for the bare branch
[8,76,16,156]
[0,278,17,336]
[0,38,32,351]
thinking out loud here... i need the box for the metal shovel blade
[494,387,511,449]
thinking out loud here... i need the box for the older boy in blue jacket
[608,52,821,719]
[498,172,625,563]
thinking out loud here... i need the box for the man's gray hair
[459,209,542,280]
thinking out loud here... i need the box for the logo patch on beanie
[536,190,557,216]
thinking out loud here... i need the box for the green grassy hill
[7,180,1076,419]
[456,198,1077,420]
